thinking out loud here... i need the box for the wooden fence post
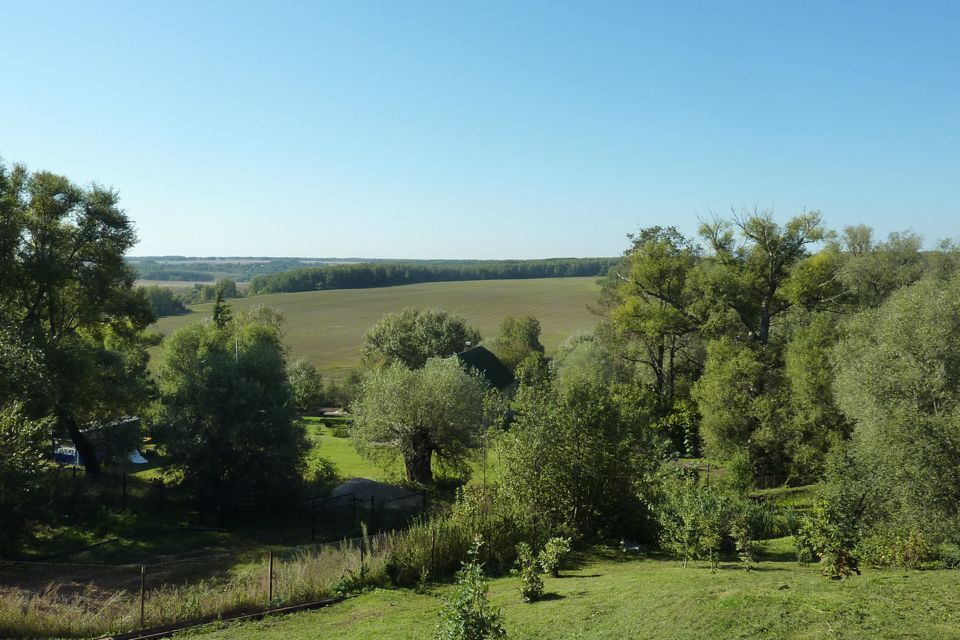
[268,550,274,604]
[139,565,146,628]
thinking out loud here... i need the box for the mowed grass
[182,542,960,640]
[304,418,400,481]
[150,277,601,378]
[304,418,502,484]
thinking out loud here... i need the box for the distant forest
[246,258,618,294]
[129,257,342,282]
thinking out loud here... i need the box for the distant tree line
[247,258,618,294]
[131,258,322,282]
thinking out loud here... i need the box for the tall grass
[0,540,386,639]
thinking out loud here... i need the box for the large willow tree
[0,161,154,475]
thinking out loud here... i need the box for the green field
[183,542,960,640]
[151,277,602,378]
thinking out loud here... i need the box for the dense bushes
[654,473,786,569]
[384,483,529,586]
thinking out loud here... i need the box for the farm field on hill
[151,277,601,378]
[182,544,960,640]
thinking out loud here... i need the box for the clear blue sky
[1,1,957,258]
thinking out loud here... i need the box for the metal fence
[0,535,389,639]
[306,490,426,542]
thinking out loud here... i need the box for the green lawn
[182,541,960,639]
[150,277,601,379]
[304,418,399,481]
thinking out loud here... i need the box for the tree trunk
[404,431,434,484]
[63,414,101,477]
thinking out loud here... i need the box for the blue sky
[1,1,957,258]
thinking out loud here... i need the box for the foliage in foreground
[0,542,385,639]
[436,537,506,640]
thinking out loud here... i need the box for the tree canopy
[153,311,307,509]
[490,315,545,372]
[362,308,481,369]
[0,161,154,475]
[833,274,960,540]
[351,357,497,483]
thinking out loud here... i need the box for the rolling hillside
[151,277,602,378]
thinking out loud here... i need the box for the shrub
[385,517,470,587]
[655,480,731,568]
[940,543,960,569]
[331,426,350,438]
[730,515,754,569]
[858,526,935,569]
[384,482,530,587]
[794,519,817,566]
[307,453,339,484]
[803,498,861,578]
[436,536,506,640]
[515,542,543,603]
[449,482,529,571]
[538,536,572,577]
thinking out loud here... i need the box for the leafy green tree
[833,274,960,543]
[691,338,766,459]
[362,308,480,369]
[500,365,659,538]
[0,318,51,542]
[782,313,849,481]
[140,285,187,317]
[212,288,232,329]
[351,357,496,483]
[0,162,154,475]
[655,479,733,569]
[538,536,572,577]
[287,357,324,415]
[153,313,307,508]
[490,315,544,371]
[696,211,832,344]
[515,542,544,602]
[839,227,924,310]
[603,226,703,409]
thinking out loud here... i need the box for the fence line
[0,533,392,639]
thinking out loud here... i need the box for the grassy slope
[184,543,960,640]
[150,277,601,378]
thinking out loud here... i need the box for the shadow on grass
[536,593,566,602]
[757,549,800,563]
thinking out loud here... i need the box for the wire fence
[3,471,429,639]
[0,535,389,639]
[46,466,429,545]
[306,490,427,542]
